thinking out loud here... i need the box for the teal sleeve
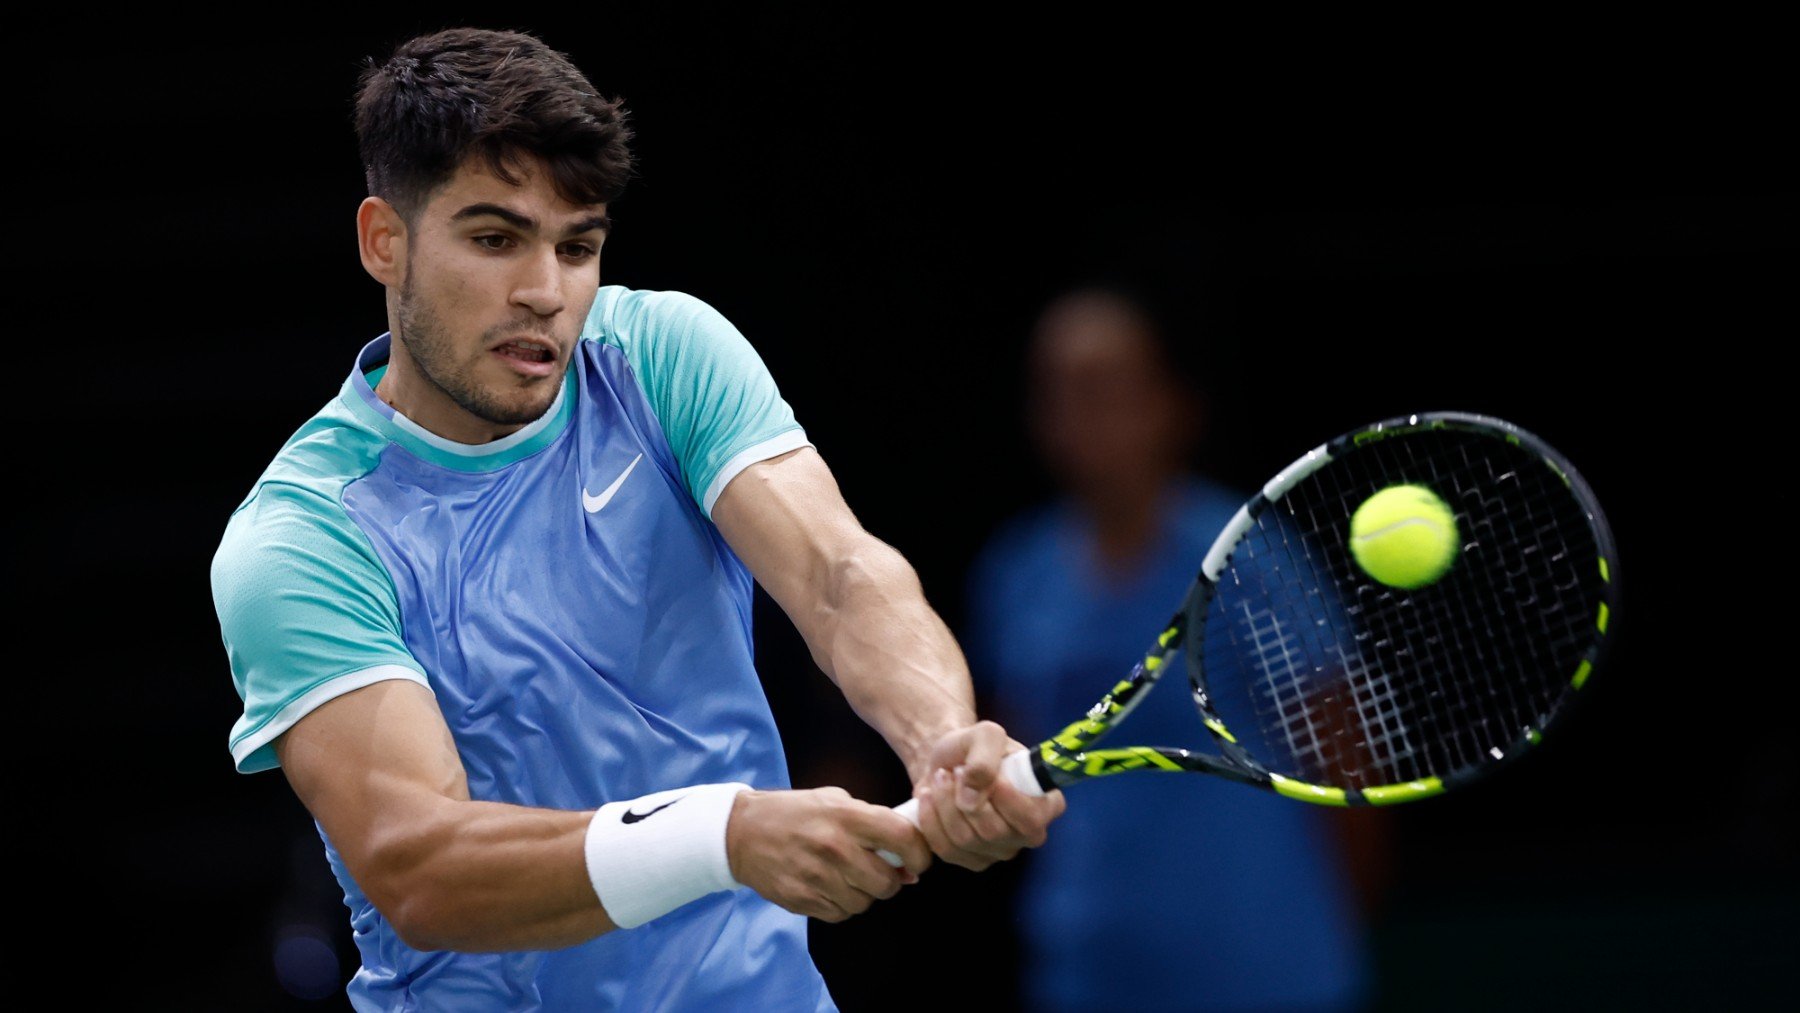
[212,483,429,773]
[586,287,812,519]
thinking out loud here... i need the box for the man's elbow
[389,904,452,953]
[383,868,504,952]
[827,538,920,607]
[387,886,617,953]
[361,824,465,952]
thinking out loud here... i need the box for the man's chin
[469,364,564,427]
[487,396,558,428]
[463,385,559,429]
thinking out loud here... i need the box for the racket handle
[875,749,1044,868]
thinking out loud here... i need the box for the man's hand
[726,787,931,922]
[911,720,1067,871]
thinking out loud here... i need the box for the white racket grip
[875,750,1045,868]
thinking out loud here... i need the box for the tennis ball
[1348,484,1459,589]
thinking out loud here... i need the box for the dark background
[44,10,1794,1009]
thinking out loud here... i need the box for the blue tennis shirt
[212,285,835,1011]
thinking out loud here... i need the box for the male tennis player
[211,27,1062,1010]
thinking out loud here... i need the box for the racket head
[1192,411,1619,804]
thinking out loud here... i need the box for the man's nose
[512,247,566,315]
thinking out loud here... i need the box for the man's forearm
[376,799,611,952]
[813,538,979,783]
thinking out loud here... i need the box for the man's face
[393,152,609,431]
[1028,295,1191,492]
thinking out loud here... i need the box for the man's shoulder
[988,495,1059,539]
[1162,474,1248,551]
[1173,473,1247,516]
[213,396,401,629]
[582,284,726,351]
[223,394,390,535]
[973,499,1072,576]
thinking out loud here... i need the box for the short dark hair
[353,27,634,229]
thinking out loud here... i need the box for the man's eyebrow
[450,202,612,235]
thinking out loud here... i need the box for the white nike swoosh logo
[582,453,643,513]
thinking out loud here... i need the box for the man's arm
[276,679,607,951]
[276,679,931,952]
[711,446,1066,870]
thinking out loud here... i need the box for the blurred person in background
[963,284,1380,1012]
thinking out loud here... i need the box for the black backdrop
[41,10,1795,1009]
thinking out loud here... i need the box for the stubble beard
[396,271,558,429]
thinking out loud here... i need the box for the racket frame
[1017,411,1620,806]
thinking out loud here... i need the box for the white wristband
[583,782,751,929]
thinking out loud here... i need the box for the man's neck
[1077,474,1173,580]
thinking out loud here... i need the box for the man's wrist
[902,719,977,784]
[583,782,751,929]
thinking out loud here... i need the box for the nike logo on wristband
[621,798,681,824]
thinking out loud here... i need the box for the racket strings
[1204,428,1603,791]
[1371,439,1517,778]
[1372,439,1588,780]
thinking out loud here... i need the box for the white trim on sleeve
[701,429,815,518]
[230,664,433,770]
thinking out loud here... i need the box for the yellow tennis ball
[1349,484,1460,589]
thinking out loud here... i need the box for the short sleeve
[212,484,430,773]
[592,288,813,519]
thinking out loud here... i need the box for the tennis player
[210,27,1063,1010]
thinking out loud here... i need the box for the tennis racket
[878,411,1617,865]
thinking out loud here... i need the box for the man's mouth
[494,338,555,364]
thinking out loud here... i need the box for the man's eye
[475,235,511,250]
[564,245,598,260]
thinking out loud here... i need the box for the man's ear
[357,196,407,288]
